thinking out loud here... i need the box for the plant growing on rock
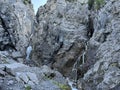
[95,0,105,10]
[23,0,31,5]
[88,0,94,10]
[25,85,32,90]
[88,0,105,10]
[53,81,71,90]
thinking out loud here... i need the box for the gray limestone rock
[83,0,120,89]
[0,0,120,89]
[5,63,29,76]
[32,0,89,76]
[11,51,23,58]
[0,0,35,56]
[0,62,68,90]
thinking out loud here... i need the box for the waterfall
[71,41,88,87]
[26,46,32,60]
[82,42,88,64]
[72,56,81,83]
[82,52,85,64]
[66,78,78,90]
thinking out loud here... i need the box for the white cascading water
[82,42,88,64]
[70,41,88,89]
[26,46,32,60]
[66,78,78,90]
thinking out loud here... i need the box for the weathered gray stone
[82,0,120,89]
[0,64,5,70]
[33,81,61,90]
[11,51,23,58]
[32,0,89,76]
[0,0,119,89]
[16,72,29,84]
[17,58,24,63]
[26,72,39,84]
[0,0,35,55]
[5,63,28,76]
[0,70,6,77]
[7,80,14,85]
[28,81,34,86]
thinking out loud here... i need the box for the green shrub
[95,0,105,10]
[23,0,31,5]
[25,85,31,90]
[88,0,105,10]
[88,0,94,10]
[53,81,71,90]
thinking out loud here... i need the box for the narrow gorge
[0,0,120,90]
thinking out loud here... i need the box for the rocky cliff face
[0,0,120,90]
[83,0,120,89]
[32,0,89,76]
[0,0,35,55]
[0,1,69,90]
[32,0,120,90]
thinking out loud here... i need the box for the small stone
[0,70,6,77]
[7,80,14,85]
[16,72,29,84]
[17,58,24,63]
[28,81,34,86]
[9,87,13,90]
[11,52,23,58]
[5,63,28,76]
[0,64,5,70]
[26,72,39,84]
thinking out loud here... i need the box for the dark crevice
[50,38,63,66]
[66,43,74,52]
[0,17,16,51]
[102,32,110,42]
[0,17,8,33]
[88,0,95,10]
[87,0,95,38]
[87,14,94,38]
[97,32,110,43]
[3,43,17,51]
[43,24,49,42]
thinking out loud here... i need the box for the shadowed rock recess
[0,0,120,90]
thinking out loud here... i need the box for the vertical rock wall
[32,0,120,89]
[0,0,35,55]
[83,0,120,89]
[1,0,120,89]
[32,0,89,76]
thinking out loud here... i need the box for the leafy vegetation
[23,0,31,5]
[88,0,105,10]
[43,73,70,90]
[65,0,77,2]
[53,81,71,90]
[95,0,105,10]
[88,0,94,10]
[25,85,32,90]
